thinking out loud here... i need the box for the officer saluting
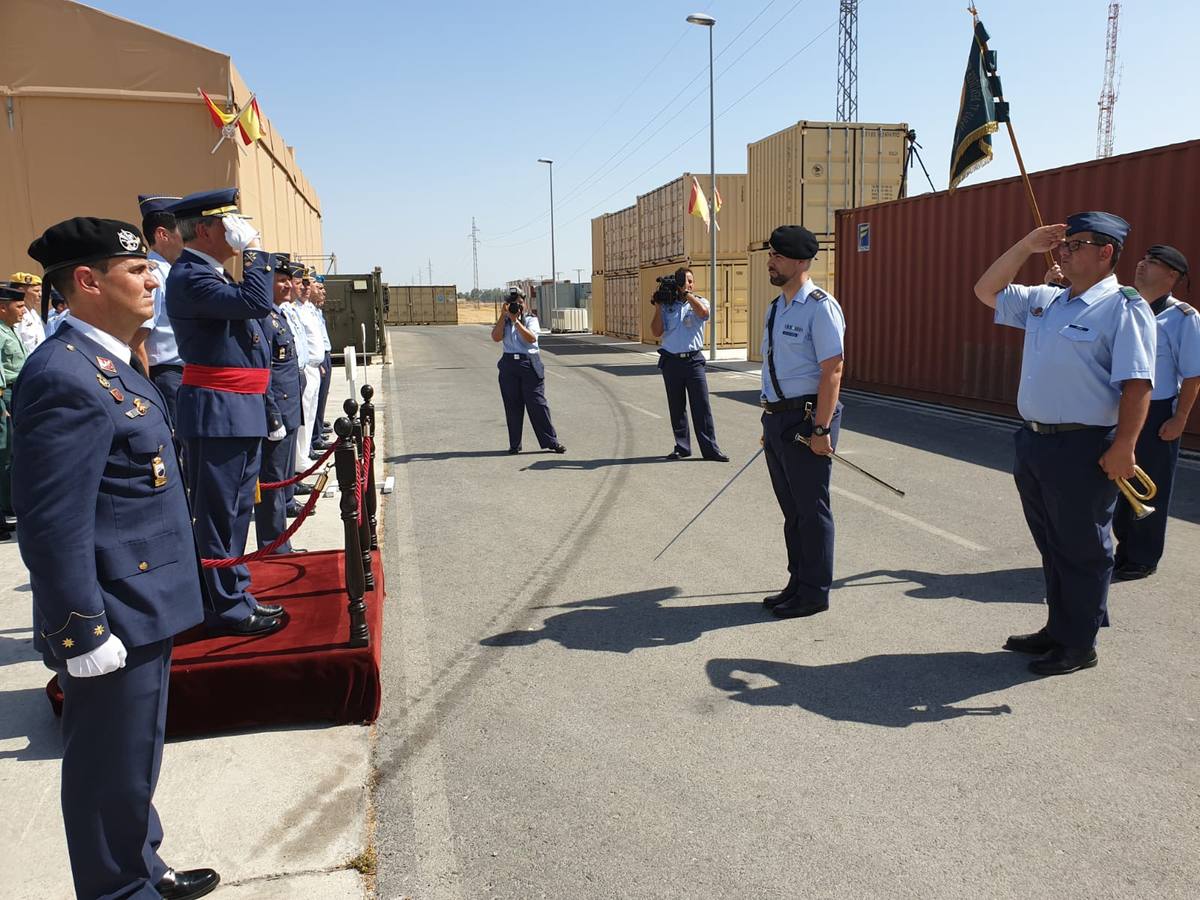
[166,188,284,636]
[759,226,846,620]
[975,212,1156,675]
[1112,245,1200,580]
[16,218,219,899]
[491,287,566,454]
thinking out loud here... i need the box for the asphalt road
[373,325,1199,900]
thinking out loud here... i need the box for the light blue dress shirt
[46,310,69,336]
[659,296,709,354]
[1150,294,1200,401]
[318,307,331,352]
[280,301,310,369]
[144,250,183,366]
[994,274,1156,425]
[760,280,845,401]
[502,316,540,354]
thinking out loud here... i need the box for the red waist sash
[181,364,270,394]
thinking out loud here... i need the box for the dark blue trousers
[762,402,841,605]
[148,365,182,430]
[312,351,332,450]
[53,639,172,900]
[1013,426,1118,649]
[498,355,559,450]
[184,436,261,624]
[658,351,721,457]
[254,429,297,553]
[1113,397,1181,569]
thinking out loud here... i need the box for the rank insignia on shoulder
[96,374,111,388]
[152,456,167,488]
[96,356,117,375]
[109,388,124,403]
[1119,285,1143,302]
[1177,302,1196,316]
[810,288,828,301]
[133,398,149,415]
[1031,307,1044,317]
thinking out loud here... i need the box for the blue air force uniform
[165,189,276,628]
[1113,248,1200,574]
[17,218,205,899]
[497,303,562,451]
[994,221,1156,651]
[136,194,184,426]
[759,227,846,610]
[254,258,304,552]
[657,291,724,459]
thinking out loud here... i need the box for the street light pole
[538,158,556,319]
[688,13,718,360]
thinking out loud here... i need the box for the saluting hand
[1023,224,1068,254]
[1099,441,1137,481]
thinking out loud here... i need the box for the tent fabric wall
[0,0,321,274]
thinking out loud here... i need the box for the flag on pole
[200,88,237,128]
[948,13,1009,191]
[198,88,265,153]
[237,97,264,145]
[688,176,721,232]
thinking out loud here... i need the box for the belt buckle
[512,353,520,360]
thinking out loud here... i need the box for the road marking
[619,400,663,419]
[544,369,566,379]
[832,485,989,552]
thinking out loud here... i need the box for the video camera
[506,290,525,315]
[651,273,684,305]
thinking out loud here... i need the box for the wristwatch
[812,424,831,437]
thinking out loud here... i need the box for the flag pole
[1004,120,1054,269]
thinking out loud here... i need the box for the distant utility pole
[574,268,584,283]
[836,0,858,123]
[1097,1,1120,158]
[471,217,480,297]
[427,258,433,285]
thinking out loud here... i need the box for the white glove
[66,633,128,678]
[267,424,287,442]
[223,215,261,253]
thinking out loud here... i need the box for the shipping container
[592,215,607,274]
[747,240,836,361]
[636,174,749,265]
[605,273,641,340]
[747,120,907,245]
[385,284,459,325]
[591,274,607,334]
[604,206,640,274]
[639,262,749,348]
[834,138,1200,447]
[325,270,385,360]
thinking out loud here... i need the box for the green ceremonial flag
[949,17,1009,192]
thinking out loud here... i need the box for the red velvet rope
[260,443,337,490]
[201,481,322,568]
[356,436,373,525]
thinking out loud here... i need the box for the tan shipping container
[386,285,458,325]
[591,215,607,274]
[605,273,641,340]
[639,262,749,349]
[747,241,835,362]
[636,174,749,266]
[603,205,639,274]
[747,120,907,244]
[591,274,606,334]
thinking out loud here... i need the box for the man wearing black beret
[1112,244,1200,579]
[758,225,846,620]
[17,217,220,899]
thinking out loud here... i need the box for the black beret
[1146,244,1188,275]
[28,217,148,277]
[768,225,819,260]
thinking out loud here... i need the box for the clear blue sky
[86,0,1198,290]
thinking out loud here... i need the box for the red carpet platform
[48,549,384,737]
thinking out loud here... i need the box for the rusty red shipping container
[835,139,1200,447]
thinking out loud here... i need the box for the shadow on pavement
[482,586,765,653]
[537,338,641,358]
[0,686,62,761]
[706,652,1039,727]
[384,449,516,464]
[591,364,662,378]
[521,455,668,471]
[1,629,40,667]
[834,567,1046,605]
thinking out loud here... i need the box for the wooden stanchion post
[333,417,368,648]
[360,384,379,551]
[343,398,375,591]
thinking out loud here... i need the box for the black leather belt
[761,395,817,414]
[1023,421,1107,434]
[659,349,699,359]
[506,353,531,360]
[150,363,184,372]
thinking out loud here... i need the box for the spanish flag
[200,88,237,128]
[688,176,722,232]
[237,97,264,146]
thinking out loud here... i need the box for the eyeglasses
[1058,239,1106,254]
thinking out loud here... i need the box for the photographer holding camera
[491,288,566,455]
[650,266,728,461]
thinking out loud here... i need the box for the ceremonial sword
[653,447,764,561]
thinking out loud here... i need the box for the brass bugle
[1116,465,1156,520]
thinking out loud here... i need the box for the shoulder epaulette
[1174,301,1195,316]
[1119,285,1144,303]
[809,288,828,302]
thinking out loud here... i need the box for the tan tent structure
[0,0,322,275]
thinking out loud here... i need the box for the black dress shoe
[771,596,829,619]
[1029,645,1098,676]
[0,528,11,541]
[312,440,332,451]
[1003,628,1058,655]
[254,603,284,618]
[157,867,220,900]
[704,451,730,462]
[293,483,314,495]
[508,446,522,454]
[285,503,302,517]
[762,591,794,609]
[665,448,691,460]
[323,420,331,428]
[218,613,286,637]
[1113,562,1156,581]
[550,443,567,454]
